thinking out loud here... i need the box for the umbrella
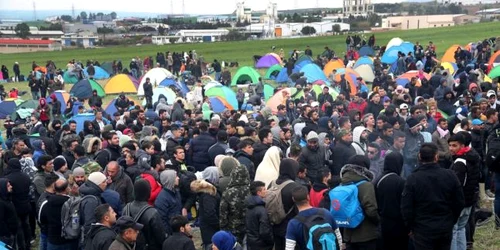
[205,86,238,109]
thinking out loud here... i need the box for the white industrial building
[245,21,350,37]
[343,0,374,16]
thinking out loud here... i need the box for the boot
[479,183,487,201]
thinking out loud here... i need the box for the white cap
[487,90,496,98]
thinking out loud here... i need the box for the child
[245,181,273,250]
[135,141,155,171]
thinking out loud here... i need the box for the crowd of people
[0,35,500,250]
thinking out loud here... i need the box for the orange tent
[335,68,362,96]
[34,66,47,73]
[441,45,460,63]
[323,59,345,76]
[488,50,500,72]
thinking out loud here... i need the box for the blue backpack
[328,180,366,228]
[295,210,337,250]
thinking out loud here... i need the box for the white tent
[137,68,173,96]
[354,64,375,82]
[386,37,403,50]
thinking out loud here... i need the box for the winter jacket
[208,142,228,166]
[348,102,367,116]
[330,140,356,175]
[106,166,134,205]
[234,151,255,181]
[245,195,273,250]
[4,164,31,215]
[165,137,180,159]
[309,182,328,208]
[33,171,47,202]
[251,142,271,168]
[401,163,465,236]
[273,159,300,238]
[341,164,379,243]
[45,194,78,245]
[114,97,130,111]
[95,145,122,169]
[190,180,220,245]
[352,126,367,155]
[103,189,123,216]
[369,156,384,183]
[432,130,451,166]
[403,126,424,165]
[450,148,481,207]
[298,145,326,183]
[84,224,117,250]
[0,179,18,239]
[189,132,216,171]
[125,201,166,250]
[88,95,102,108]
[79,181,103,231]
[141,172,162,205]
[72,156,91,171]
[220,165,250,243]
[162,232,195,250]
[171,103,184,122]
[437,90,456,116]
[155,187,182,235]
[143,82,153,97]
[366,101,383,118]
[109,235,135,250]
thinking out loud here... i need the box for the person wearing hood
[32,139,46,164]
[220,162,250,244]
[340,164,379,249]
[417,78,433,98]
[271,126,289,154]
[0,178,18,247]
[36,98,51,127]
[367,143,384,183]
[211,231,243,250]
[191,167,221,250]
[155,96,169,114]
[122,179,166,250]
[79,172,107,233]
[438,89,457,117]
[234,140,255,181]
[298,131,326,183]
[53,156,69,180]
[254,146,282,188]
[352,126,368,155]
[330,129,356,176]
[252,128,273,168]
[155,169,182,235]
[5,158,32,249]
[88,90,103,109]
[245,181,273,250]
[105,161,134,205]
[114,94,130,114]
[449,133,481,250]
[79,120,98,140]
[84,204,117,250]
[434,78,451,102]
[218,156,235,194]
[375,152,408,250]
[171,100,185,123]
[468,82,482,102]
[82,137,102,160]
[401,143,465,250]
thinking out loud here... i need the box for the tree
[97,27,114,45]
[80,11,87,20]
[76,15,81,22]
[60,15,73,22]
[158,25,166,35]
[301,26,316,35]
[14,23,30,39]
[110,12,117,19]
[332,24,341,33]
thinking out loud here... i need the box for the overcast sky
[2,0,403,15]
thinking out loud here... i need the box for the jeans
[39,233,47,250]
[494,173,500,226]
[31,91,40,100]
[451,206,472,250]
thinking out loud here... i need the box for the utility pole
[72,3,75,20]
[33,1,37,21]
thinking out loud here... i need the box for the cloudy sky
[2,0,403,15]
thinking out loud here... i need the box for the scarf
[436,126,449,138]
[456,146,471,156]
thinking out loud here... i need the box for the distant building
[245,21,350,37]
[63,23,97,34]
[381,14,480,30]
[0,30,64,40]
[60,34,98,48]
[343,0,374,16]
[0,39,62,53]
[0,19,22,30]
[475,8,500,19]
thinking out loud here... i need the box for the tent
[488,50,500,72]
[100,62,114,75]
[205,81,223,91]
[63,70,79,84]
[46,90,70,114]
[323,59,345,76]
[359,45,375,57]
[71,79,106,99]
[84,66,110,80]
[267,88,298,113]
[381,45,413,64]
[144,87,178,105]
[353,56,373,69]
[104,74,139,94]
[0,100,17,119]
[158,78,189,96]
[209,97,234,113]
[264,84,275,101]
[311,85,338,100]
[441,45,460,63]
[488,66,500,79]
[354,64,375,82]
[265,64,283,79]
[267,53,282,63]
[205,86,238,109]
[231,66,261,86]
[105,97,139,115]
[34,66,47,74]
[441,62,458,75]
[295,55,313,66]
[386,37,403,50]
[138,68,174,95]
[64,113,95,133]
[335,68,362,96]
[255,54,281,68]
[300,64,329,83]
[275,68,289,83]
[11,100,38,120]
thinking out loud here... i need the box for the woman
[0,178,18,247]
[254,146,281,188]
[211,231,243,250]
[1,65,9,81]
[191,167,221,250]
[37,99,51,127]
[427,100,443,123]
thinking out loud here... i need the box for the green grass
[1,21,500,76]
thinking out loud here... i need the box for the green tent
[70,79,106,99]
[489,66,500,79]
[312,85,339,100]
[231,66,261,86]
[63,70,79,84]
[264,84,275,101]
[17,99,38,109]
[265,64,283,79]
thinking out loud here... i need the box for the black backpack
[486,128,500,172]
[123,203,152,250]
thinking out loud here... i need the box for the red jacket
[348,101,367,116]
[309,188,328,208]
[141,173,162,205]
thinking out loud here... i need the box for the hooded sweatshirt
[218,157,237,194]
[376,152,406,228]
[352,126,367,155]
[32,139,46,164]
[254,146,281,188]
[0,178,18,238]
[155,169,182,234]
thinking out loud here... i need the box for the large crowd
[0,35,499,250]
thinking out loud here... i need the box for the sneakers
[486,190,495,200]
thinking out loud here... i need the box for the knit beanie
[53,157,67,172]
[72,167,85,177]
[88,172,107,186]
[119,135,132,147]
[212,231,237,250]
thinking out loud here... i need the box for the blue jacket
[155,187,182,235]
[189,132,216,171]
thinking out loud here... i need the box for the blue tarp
[276,68,289,83]
[84,66,110,80]
[300,64,328,83]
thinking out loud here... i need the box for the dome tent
[104,74,139,94]
[70,79,106,99]
[231,66,261,86]
[255,54,281,68]
[300,64,329,83]
[84,66,110,80]
[265,64,283,80]
[138,68,173,96]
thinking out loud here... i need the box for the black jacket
[45,194,77,245]
[85,224,117,250]
[330,140,356,175]
[79,181,104,232]
[4,164,31,215]
[245,195,273,250]
[143,82,153,97]
[451,148,481,207]
[89,95,102,108]
[401,163,465,236]
[273,159,300,238]
[252,142,271,168]
[234,151,256,181]
[0,179,18,238]
[162,232,195,250]
[298,145,326,183]
[191,180,220,245]
[166,137,180,159]
[125,201,166,250]
[95,145,122,169]
[188,132,216,171]
[208,142,228,166]
[366,101,383,117]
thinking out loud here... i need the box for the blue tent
[64,113,96,133]
[276,68,289,83]
[0,100,16,119]
[158,78,189,96]
[105,98,119,116]
[300,64,328,83]
[84,66,110,80]
[359,46,375,57]
[209,97,229,113]
[293,60,311,73]
[381,44,414,64]
[354,56,374,69]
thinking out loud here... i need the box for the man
[308,168,331,208]
[352,126,368,156]
[34,155,54,201]
[166,125,182,158]
[208,131,229,165]
[13,62,20,82]
[304,45,313,57]
[401,143,465,250]
[88,90,103,109]
[36,173,58,250]
[487,90,500,112]
[188,122,216,172]
[123,179,166,250]
[45,179,78,249]
[367,143,384,182]
[28,75,40,100]
[252,128,273,167]
[53,157,69,180]
[432,118,452,169]
[234,140,255,181]
[318,86,334,106]
[448,133,481,250]
[79,172,107,233]
[109,216,144,250]
[213,59,222,81]
[155,169,182,235]
[245,181,273,250]
[330,129,356,176]
[166,147,187,172]
[85,204,117,250]
[69,167,86,196]
[72,145,91,170]
[106,161,134,205]
[95,132,122,169]
[143,77,153,108]
[403,115,426,178]
[255,77,264,98]
[161,215,195,250]
[4,138,27,164]
[285,185,343,250]
[385,131,405,156]
[226,121,239,138]
[62,138,79,170]
[92,109,107,131]
[299,131,326,183]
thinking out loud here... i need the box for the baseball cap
[487,90,496,98]
[116,216,144,231]
[311,102,319,108]
[399,103,409,110]
[472,119,484,126]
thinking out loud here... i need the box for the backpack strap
[454,158,468,187]
[354,180,367,186]
[133,204,152,223]
[123,204,132,217]
[38,200,48,223]
[376,173,396,189]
